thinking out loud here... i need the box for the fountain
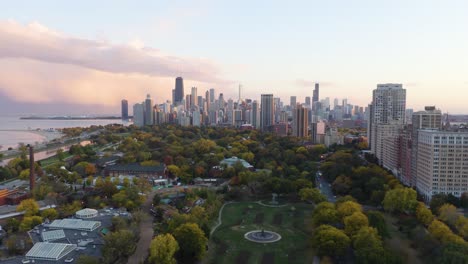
[270,193,279,205]
[244,228,282,243]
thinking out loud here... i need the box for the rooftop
[105,163,165,173]
[26,242,77,261]
[47,219,101,232]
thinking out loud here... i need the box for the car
[21,260,31,264]
[64,258,74,263]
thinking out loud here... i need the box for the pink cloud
[0,20,228,108]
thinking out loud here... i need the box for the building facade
[260,94,274,132]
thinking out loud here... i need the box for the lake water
[0,115,129,150]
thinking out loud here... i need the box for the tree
[430,194,449,213]
[173,223,208,261]
[353,227,385,264]
[455,216,468,239]
[383,187,417,213]
[76,256,100,264]
[437,242,468,264]
[19,216,43,231]
[312,202,339,226]
[312,225,351,257]
[56,148,66,161]
[19,168,30,180]
[415,202,434,226]
[428,220,465,244]
[102,229,136,264]
[85,163,97,176]
[17,198,39,216]
[344,212,369,237]
[337,201,362,220]
[299,188,326,204]
[438,204,459,226]
[149,233,179,264]
[367,211,389,238]
[41,208,58,221]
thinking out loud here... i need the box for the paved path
[210,202,233,236]
[127,191,156,264]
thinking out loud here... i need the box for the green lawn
[207,202,315,264]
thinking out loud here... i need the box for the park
[207,200,315,264]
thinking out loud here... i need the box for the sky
[0,0,468,115]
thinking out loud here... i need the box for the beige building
[416,130,468,201]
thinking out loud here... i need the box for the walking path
[127,191,156,264]
[210,201,234,236]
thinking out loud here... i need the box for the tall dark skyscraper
[174,77,184,105]
[121,99,128,120]
[260,94,274,132]
[312,83,320,103]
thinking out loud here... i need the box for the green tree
[299,188,326,204]
[367,211,389,238]
[173,223,208,261]
[383,187,417,213]
[56,148,66,161]
[312,202,339,226]
[428,220,465,244]
[353,227,385,264]
[455,216,468,239]
[149,233,179,264]
[19,168,30,180]
[102,229,136,264]
[430,194,449,213]
[437,242,468,264]
[415,202,434,226]
[76,256,100,264]
[16,198,39,216]
[312,225,351,257]
[19,216,43,231]
[344,212,369,237]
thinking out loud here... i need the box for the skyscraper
[174,77,184,105]
[293,105,309,137]
[145,94,154,126]
[290,96,297,109]
[209,88,215,103]
[312,83,320,103]
[261,94,274,132]
[121,99,128,120]
[368,84,406,162]
[251,100,260,129]
[305,97,311,107]
[190,87,197,109]
[133,103,145,127]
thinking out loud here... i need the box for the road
[315,171,337,203]
[127,191,156,264]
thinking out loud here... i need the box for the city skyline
[1,1,468,114]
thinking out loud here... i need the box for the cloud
[0,20,227,82]
[0,20,228,110]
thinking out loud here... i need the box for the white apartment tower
[368,84,406,162]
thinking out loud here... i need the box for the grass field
[207,202,315,264]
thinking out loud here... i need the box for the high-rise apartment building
[293,105,309,137]
[305,97,311,107]
[410,106,442,186]
[144,94,154,126]
[174,77,184,105]
[416,130,468,201]
[133,103,145,127]
[261,94,274,132]
[313,83,319,103]
[209,88,215,103]
[368,84,406,162]
[121,99,128,120]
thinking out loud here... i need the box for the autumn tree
[41,208,58,221]
[337,201,362,220]
[438,204,459,226]
[415,202,434,226]
[312,202,339,226]
[344,212,369,237]
[17,198,39,216]
[383,187,417,213]
[312,225,351,257]
[428,220,465,244]
[173,223,208,262]
[19,216,43,231]
[149,233,179,264]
